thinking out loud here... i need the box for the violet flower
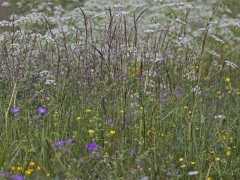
[86,142,100,152]
[38,107,47,115]
[11,107,20,113]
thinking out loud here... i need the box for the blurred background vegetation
[1,0,240,21]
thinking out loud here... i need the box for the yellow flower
[29,161,35,166]
[37,166,41,171]
[225,77,230,83]
[17,166,23,171]
[25,170,32,175]
[188,111,192,114]
[88,130,94,134]
[195,127,200,131]
[222,135,226,140]
[179,158,184,162]
[110,130,116,135]
[184,106,188,109]
[85,109,91,113]
[119,110,124,114]
[140,107,144,110]
[236,92,240,95]
[76,116,81,121]
[229,137,233,142]
[216,91,221,95]
[226,151,231,156]
[191,161,195,165]
[11,166,15,171]
[195,65,199,69]
[207,178,211,180]
[181,164,186,168]
[215,157,220,162]
[224,44,230,50]
[46,173,50,177]
[225,86,230,90]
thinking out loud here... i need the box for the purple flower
[54,140,66,147]
[66,138,75,143]
[0,172,7,177]
[159,93,168,101]
[11,107,20,113]
[130,150,135,155]
[12,175,25,180]
[54,138,75,147]
[107,119,114,124]
[38,107,47,115]
[87,142,100,152]
[174,89,181,95]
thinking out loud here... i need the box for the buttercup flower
[87,142,100,152]
[225,77,230,83]
[179,158,184,162]
[29,162,35,166]
[88,130,94,134]
[38,107,47,115]
[11,107,20,113]
[85,109,91,113]
[110,130,116,135]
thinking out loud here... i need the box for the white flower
[188,171,198,175]
[215,115,225,119]
[225,60,238,68]
[1,2,10,7]
[209,50,221,59]
[140,177,149,180]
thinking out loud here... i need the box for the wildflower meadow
[1,0,240,179]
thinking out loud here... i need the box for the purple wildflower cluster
[54,138,75,147]
[159,89,181,102]
[107,119,114,124]
[11,107,47,115]
[12,175,25,180]
[0,173,25,180]
[86,142,100,152]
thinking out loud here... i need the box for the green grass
[1,0,240,179]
